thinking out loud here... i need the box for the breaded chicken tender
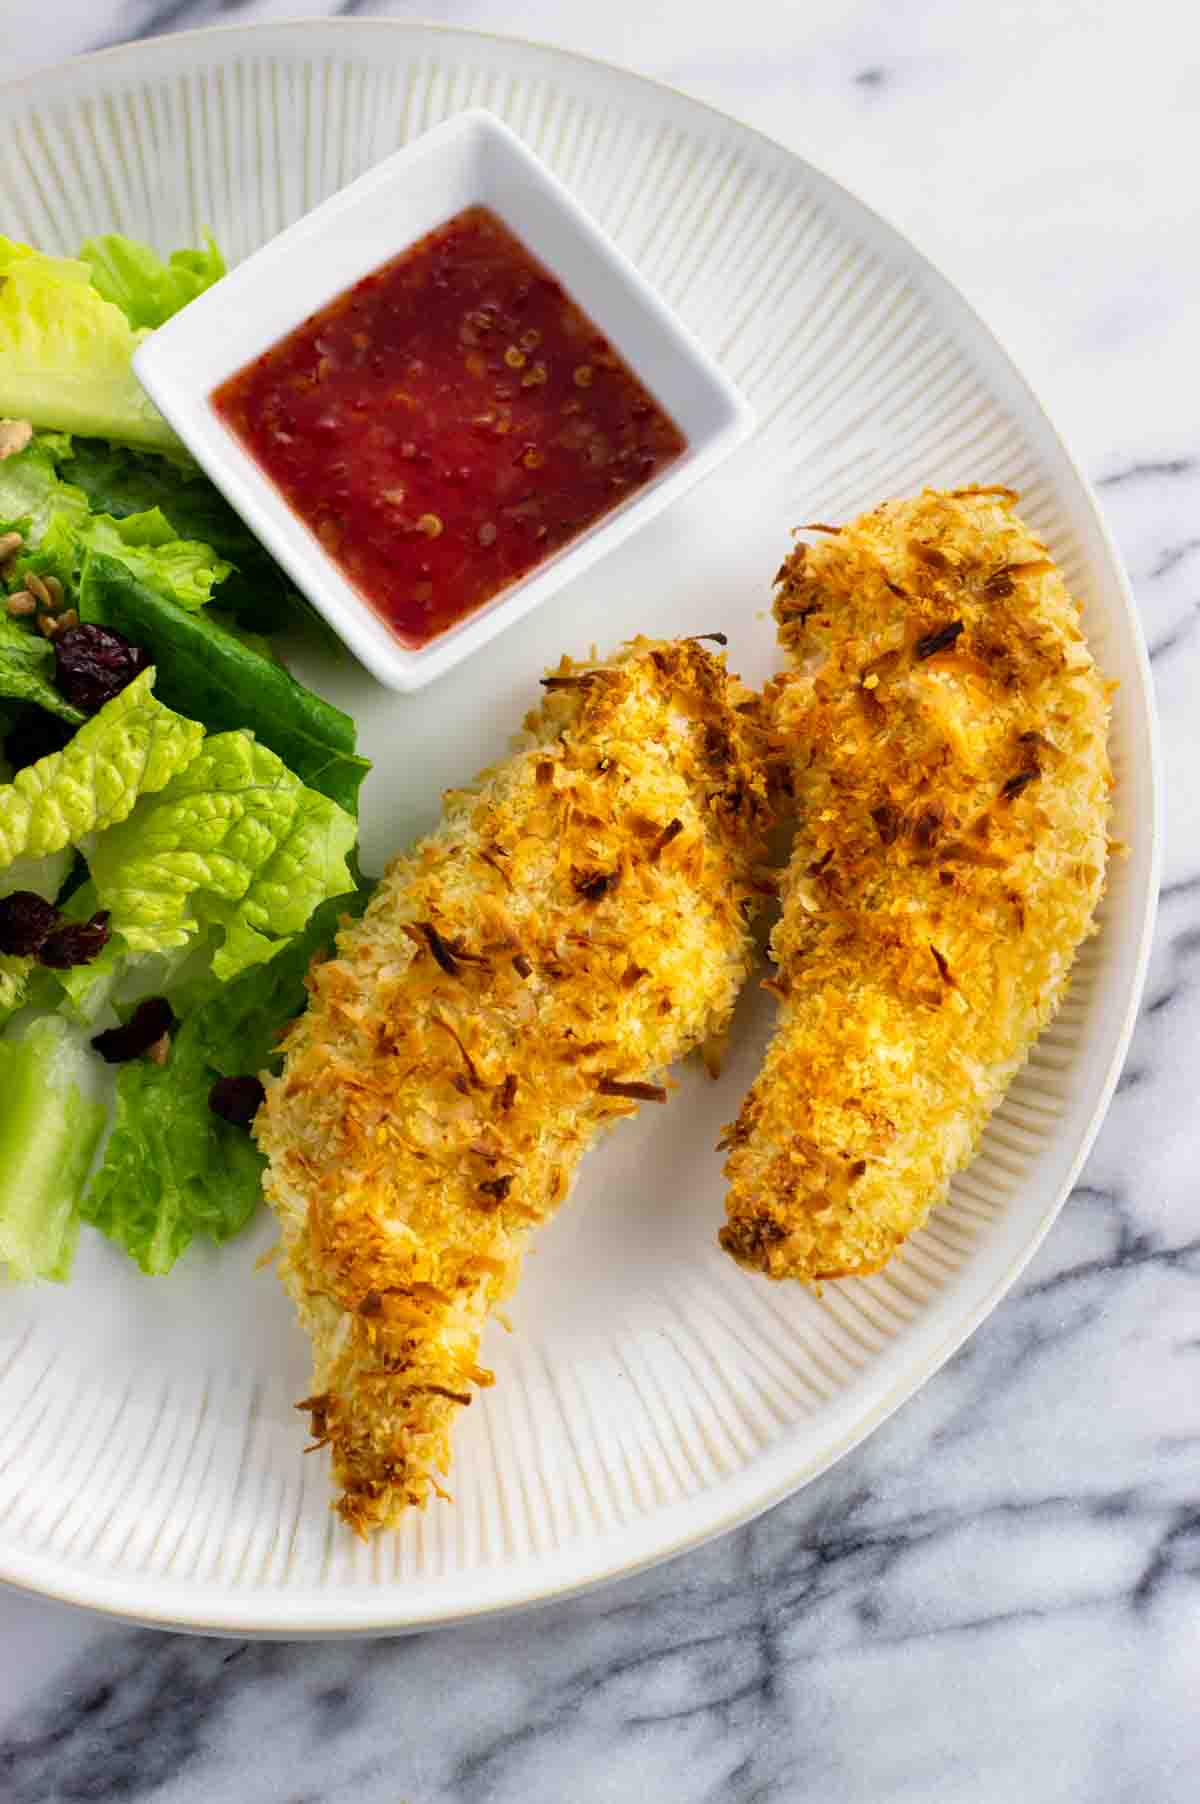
[257,638,769,1533]
[721,488,1111,1284]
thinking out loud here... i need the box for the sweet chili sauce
[212,207,687,648]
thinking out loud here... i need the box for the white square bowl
[133,108,754,692]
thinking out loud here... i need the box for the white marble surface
[2,2,1197,1799]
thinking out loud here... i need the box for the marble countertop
[2,3,1197,1800]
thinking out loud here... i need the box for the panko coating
[721,488,1111,1283]
[258,637,770,1532]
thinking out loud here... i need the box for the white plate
[0,20,1159,1636]
[134,107,753,692]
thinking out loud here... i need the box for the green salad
[0,230,373,1280]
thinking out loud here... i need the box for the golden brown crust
[721,488,1111,1283]
[257,637,770,1533]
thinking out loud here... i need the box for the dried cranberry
[38,910,112,969]
[209,1074,266,1128]
[91,996,175,1065]
[0,890,60,956]
[4,707,75,772]
[53,625,150,715]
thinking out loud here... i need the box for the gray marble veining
[1,3,1197,1801]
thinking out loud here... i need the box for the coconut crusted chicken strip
[257,637,769,1533]
[721,488,1111,1284]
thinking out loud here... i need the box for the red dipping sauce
[212,206,687,648]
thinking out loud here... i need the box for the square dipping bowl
[134,108,754,692]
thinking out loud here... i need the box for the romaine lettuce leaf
[88,509,231,610]
[0,429,86,546]
[0,954,30,1018]
[8,506,77,592]
[79,231,225,331]
[2,434,231,615]
[42,877,209,1027]
[18,506,231,614]
[88,728,356,979]
[0,667,204,869]
[0,617,85,725]
[0,848,73,903]
[63,435,259,557]
[0,852,76,1023]
[80,553,369,813]
[193,882,371,1075]
[0,239,176,450]
[0,1016,105,1281]
[61,437,314,636]
[79,881,372,1275]
[80,1022,263,1276]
